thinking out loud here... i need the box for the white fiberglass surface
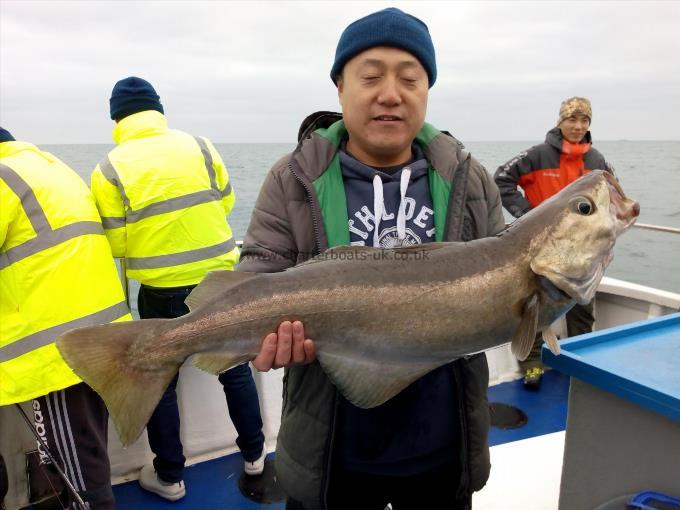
[473,431,565,510]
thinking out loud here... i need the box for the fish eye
[571,197,594,215]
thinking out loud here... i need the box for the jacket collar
[112,110,168,145]
[545,126,593,154]
[293,111,464,184]
[0,140,40,159]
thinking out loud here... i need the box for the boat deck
[111,371,570,509]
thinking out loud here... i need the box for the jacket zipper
[321,392,339,508]
[452,362,471,501]
[288,158,334,507]
[288,161,323,256]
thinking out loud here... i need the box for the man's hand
[252,320,316,371]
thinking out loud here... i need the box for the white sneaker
[243,448,267,476]
[138,464,186,501]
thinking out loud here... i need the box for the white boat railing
[632,223,680,234]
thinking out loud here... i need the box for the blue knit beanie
[330,7,436,87]
[0,127,15,143]
[109,76,164,120]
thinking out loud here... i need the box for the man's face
[337,46,429,167]
[559,113,591,143]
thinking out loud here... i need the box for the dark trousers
[33,382,114,509]
[520,301,595,371]
[287,463,470,510]
[0,452,7,505]
[138,284,265,483]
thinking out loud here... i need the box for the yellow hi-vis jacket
[0,141,131,405]
[91,111,239,287]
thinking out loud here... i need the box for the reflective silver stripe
[221,181,233,198]
[126,238,237,270]
[194,136,219,192]
[126,189,221,223]
[0,222,104,270]
[101,216,126,229]
[99,157,131,209]
[0,162,107,269]
[0,301,129,362]
[194,137,233,198]
[0,163,51,234]
[101,148,225,223]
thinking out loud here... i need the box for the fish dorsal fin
[316,351,444,408]
[186,270,259,311]
[295,243,449,268]
[542,325,561,355]
[192,352,253,374]
[293,246,381,268]
[390,242,449,254]
[511,294,539,361]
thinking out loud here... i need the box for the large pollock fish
[57,170,638,446]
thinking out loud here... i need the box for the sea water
[41,140,680,294]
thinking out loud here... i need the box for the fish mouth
[603,171,640,233]
[548,259,608,304]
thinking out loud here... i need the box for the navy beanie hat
[330,7,437,87]
[0,127,15,143]
[109,76,164,120]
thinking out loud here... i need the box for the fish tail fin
[56,319,180,447]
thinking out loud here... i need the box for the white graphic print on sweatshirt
[340,147,434,248]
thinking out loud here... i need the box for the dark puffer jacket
[239,112,505,509]
[494,127,615,217]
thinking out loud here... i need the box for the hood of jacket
[0,140,43,160]
[112,110,169,145]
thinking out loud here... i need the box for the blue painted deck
[488,370,569,446]
[113,453,278,510]
[111,371,570,509]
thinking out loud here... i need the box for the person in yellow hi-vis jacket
[91,77,265,501]
[0,127,132,509]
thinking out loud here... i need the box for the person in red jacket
[494,97,616,387]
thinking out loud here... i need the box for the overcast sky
[1,1,679,143]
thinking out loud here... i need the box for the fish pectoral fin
[542,326,561,355]
[511,294,539,361]
[192,352,254,374]
[186,270,259,311]
[317,352,443,408]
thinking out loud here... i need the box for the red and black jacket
[493,127,615,217]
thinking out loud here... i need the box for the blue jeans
[138,284,265,483]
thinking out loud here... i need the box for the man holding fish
[242,8,504,509]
